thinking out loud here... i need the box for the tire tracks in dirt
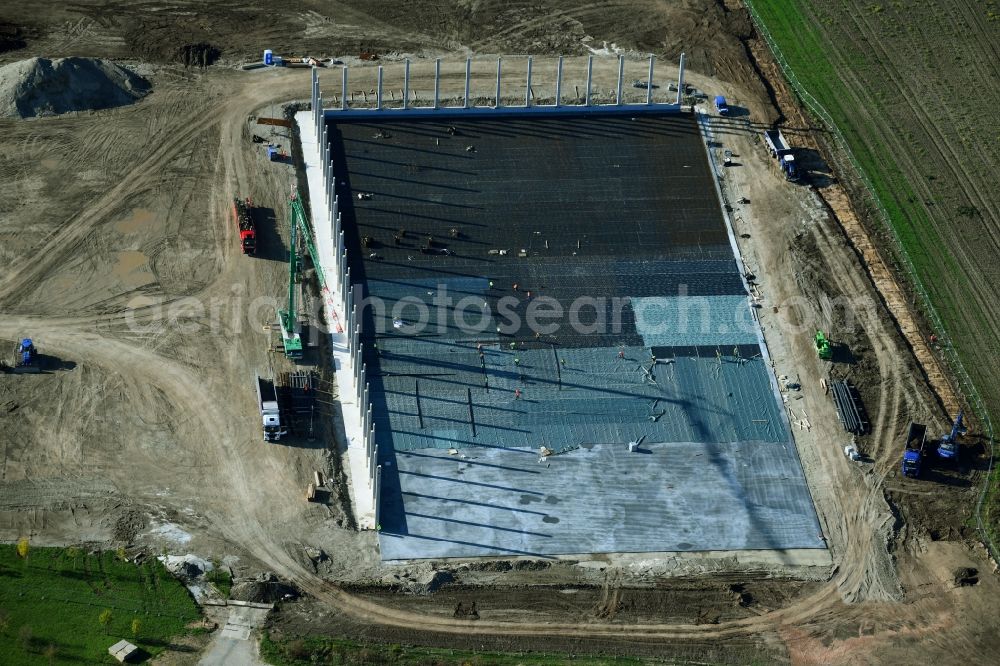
[0,118,210,305]
[1,62,968,652]
[744,26,960,418]
[1,67,853,646]
[845,7,1000,343]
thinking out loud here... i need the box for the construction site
[1,1,999,664]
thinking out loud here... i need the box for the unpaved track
[0,65,979,658]
[0,3,997,652]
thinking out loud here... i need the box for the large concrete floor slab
[379,440,824,560]
[326,112,823,559]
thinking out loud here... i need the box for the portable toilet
[263,49,273,66]
[266,145,278,161]
[714,95,729,115]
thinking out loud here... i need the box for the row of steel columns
[312,68,381,527]
[331,54,687,110]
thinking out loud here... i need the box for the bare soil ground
[0,1,998,664]
[754,0,1000,425]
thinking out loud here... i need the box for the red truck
[232,197,256,255]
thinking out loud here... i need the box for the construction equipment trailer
[937,409,967,461]
[232,197,256,255]
[279,371,319,438]
[256,375,286,442]
[764,129,799,181]
[902,422,927,478]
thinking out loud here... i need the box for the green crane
[278,195,304,359]
[290,194,327,290]
[279,192,328,360]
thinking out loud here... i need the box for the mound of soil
[0,56,150,118]
[230,572,299,603]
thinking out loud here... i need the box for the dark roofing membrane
[327,112,824,559]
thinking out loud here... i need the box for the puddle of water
[113,250,155,287]
[116,208,155,233]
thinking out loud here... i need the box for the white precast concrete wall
[296,67,378,528]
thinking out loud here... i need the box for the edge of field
[741,0,999,558]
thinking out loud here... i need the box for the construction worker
[618,349,625,360]
[514,388,522,400]
[514,357,520,366]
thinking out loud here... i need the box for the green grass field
[747,0,1000,545]
[0,544,201,665]
[747,0,960,323]
[261,632,650,666]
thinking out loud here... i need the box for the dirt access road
[1,1,999,663]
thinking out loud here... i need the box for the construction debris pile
[0,57,150,118]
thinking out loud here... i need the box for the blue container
[266,145,278,161]
[264,49,273,66]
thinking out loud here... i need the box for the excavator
[936,409,966,461]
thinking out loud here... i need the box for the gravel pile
[0,56,150,118]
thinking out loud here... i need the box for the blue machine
[937,410,966,461]
[714,95,729,115]
[19,338,34,366]
[902,422,927,478]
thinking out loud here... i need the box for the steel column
[555,56,563,107]
[495,57,502,108]
[585,55,593,106]
[433,58,441,109]
[617,56,624,105]
[358,362,365,403]
[525,56,533,107]
[676,52,686,106]
[464,58,471,108]
[341,66,348,110]
[374,465,382,528]
[362,384,369,426]
[647,54,655,105]
[376,66,383,110]
[403,59,410,110]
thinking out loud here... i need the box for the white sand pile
[0,56,151,118]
